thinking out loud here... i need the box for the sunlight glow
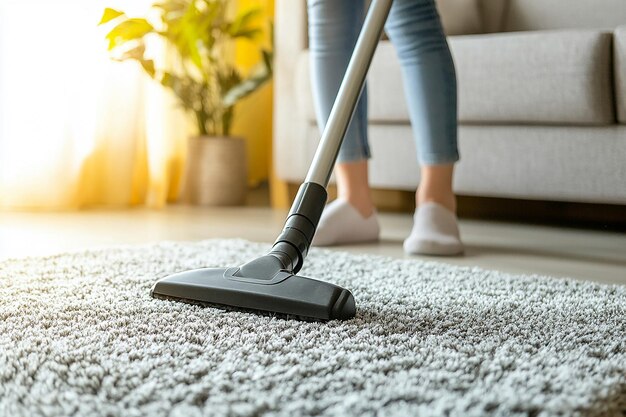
[0,0,176,208]
[0,2,103,185]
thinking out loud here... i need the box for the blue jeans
[307,0,459,165]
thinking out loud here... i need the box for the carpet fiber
[0,239,624,417]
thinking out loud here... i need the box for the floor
[1,204,625,285]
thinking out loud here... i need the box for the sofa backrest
[481,0,626,33]
[296,0,626,43]
[436,0,483,35]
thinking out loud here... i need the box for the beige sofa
[273,0,626,205]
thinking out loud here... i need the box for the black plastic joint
[269,241,301,272]
[270,182,328,274]
[284,214,315,246]
[288,183,328,231]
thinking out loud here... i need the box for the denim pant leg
[385,0,460,165]
[307,0,370,163]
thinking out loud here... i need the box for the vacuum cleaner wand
[151,0,393,321]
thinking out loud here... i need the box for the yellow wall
[231,0,275,187]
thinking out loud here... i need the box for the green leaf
[167,0,204,70]
[218,69,242,95]
[117,43,146,60]
[154,0,187,27]
[222,69,271,107]
[98,8,125,25]
[229,28,263,40]
[261,49,273,72]
[197,2,221,40]
[105,18,154,50]
[141,59,156,77]
[160,72,205,115]
[160,72,174,88]
[152,0,186,13]
[222,46,273,107]
[183,25,203,70]
[227,7,262,36]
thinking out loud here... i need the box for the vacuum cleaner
[151,0,393,320]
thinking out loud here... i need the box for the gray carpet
[0,239,624,417]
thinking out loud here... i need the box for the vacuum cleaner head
[151,256,356,321]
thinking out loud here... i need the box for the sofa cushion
[451,30,615,125]
[504,0,626,32]
[296,124,626,205]
[296,42,408,124]
[615,26,626,124]
[296,30,614,125]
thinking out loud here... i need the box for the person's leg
[418,164,456,212]
[308,0,374,217]
[308,0,380,246]
[335,160,373,217]
[385,0,463,255]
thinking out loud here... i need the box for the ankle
[334,160,374,218]
[416,192,456,213]
[339,192,375,218]
[417,164,456,213]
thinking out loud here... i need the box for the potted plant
[99,0,272,205]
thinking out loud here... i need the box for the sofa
[273,0,626,206]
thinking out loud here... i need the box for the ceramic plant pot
[182,136,248,206]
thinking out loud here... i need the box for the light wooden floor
[1,205,624,285]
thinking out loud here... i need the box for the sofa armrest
[615,25,626,123]
[275,0,307,55]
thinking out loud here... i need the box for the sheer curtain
[0,0,188,209]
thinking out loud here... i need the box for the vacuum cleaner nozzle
[150,261,356,321]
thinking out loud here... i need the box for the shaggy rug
[0,239,624,417]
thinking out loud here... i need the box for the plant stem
[195,110,208,136]
[223,107,233,137]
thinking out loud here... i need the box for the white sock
[403,202,464,256]
[312,198,380,246]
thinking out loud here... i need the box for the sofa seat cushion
[295,30,614,125]
[294,124,626,205]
